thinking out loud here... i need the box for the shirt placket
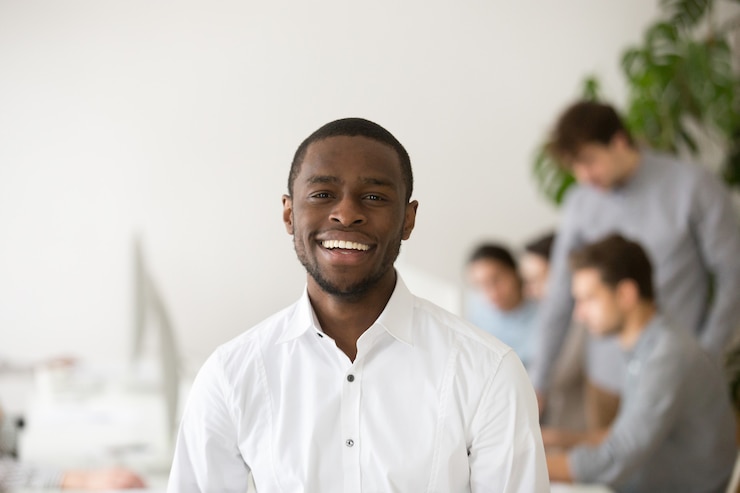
[341,328,382,493]
[341,355,364,492]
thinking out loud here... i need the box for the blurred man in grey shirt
[531,100,740,426]
[544,234,736,493]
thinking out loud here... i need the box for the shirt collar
[276,285,318,344]
[374,274,414,346]
[276,272,415,346]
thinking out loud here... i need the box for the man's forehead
[298,136,402,177]
[573,268,604,289]
[304,135,398,158]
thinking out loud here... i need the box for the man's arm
[541,426,609,450]
[546,452,573,483]
[61,467,145,489]
[567,346,684,485]
[691,169,740,355]
[167,351,250,493]
[530,193,582,395]
[468,351,550,492]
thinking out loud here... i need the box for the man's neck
[618,302,656,350]
[308,271,397,361]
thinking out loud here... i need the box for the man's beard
[294,230,404,303]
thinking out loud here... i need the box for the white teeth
[321,240,370,251]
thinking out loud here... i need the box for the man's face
[569,136,629,190]
[467,259,522,312]
[283,135,417,300]
[571,268,625,337]
[520,252,549,301]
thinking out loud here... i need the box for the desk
[12,474,169,493]
[14,482,607,493]
[552,483,613,492]
[15,364,186,484]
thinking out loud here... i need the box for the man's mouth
[321,240,370,251]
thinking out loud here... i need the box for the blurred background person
[522,231,586,431]
[465,243,537,370]
[544,234,736,493]
[520,232,555,302]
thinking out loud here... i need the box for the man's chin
[312,274,377,300]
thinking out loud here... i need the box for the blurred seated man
[465,243,537,370]
[0,404,145,490]
[544,234,737,493]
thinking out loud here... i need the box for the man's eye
[311,192,331,199]
[365,194,382,201]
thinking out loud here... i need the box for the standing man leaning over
[544,234,737,493]
[531,100,740,427]
[168,118,548,492]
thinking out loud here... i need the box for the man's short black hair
[524,231,556,261]
[468,243,519,272]
[288,117,414,202]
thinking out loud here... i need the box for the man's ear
[402,200,419,240]
[282,195,294,235]
[610,132,629,151]
[615,279,639,309]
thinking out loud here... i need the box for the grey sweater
[569,316,737,493]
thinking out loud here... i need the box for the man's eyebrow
[305,175,341,185]
[304,176,395,187]
[359,177,395,188]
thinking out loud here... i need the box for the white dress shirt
[168,276,548,493]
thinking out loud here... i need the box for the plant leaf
[660,0,712,30]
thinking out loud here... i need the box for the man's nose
[330,196,366,226]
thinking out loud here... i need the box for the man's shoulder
[639,317,702,369]
[560,182,590,208]
[212,301,301,364]
[641,149,716,185]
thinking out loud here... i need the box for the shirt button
[347,374,355,382]
[345,439,354,447]
[316,332,324,338]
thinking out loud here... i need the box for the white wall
[0,0,661,375]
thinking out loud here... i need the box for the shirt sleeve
[468,351,550,492]
[690,169,740,355]
[568,345,684,485]
[0,457,63,489]
[167,350,251,493]
[529,191,581,392]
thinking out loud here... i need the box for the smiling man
[167,118,548,492]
